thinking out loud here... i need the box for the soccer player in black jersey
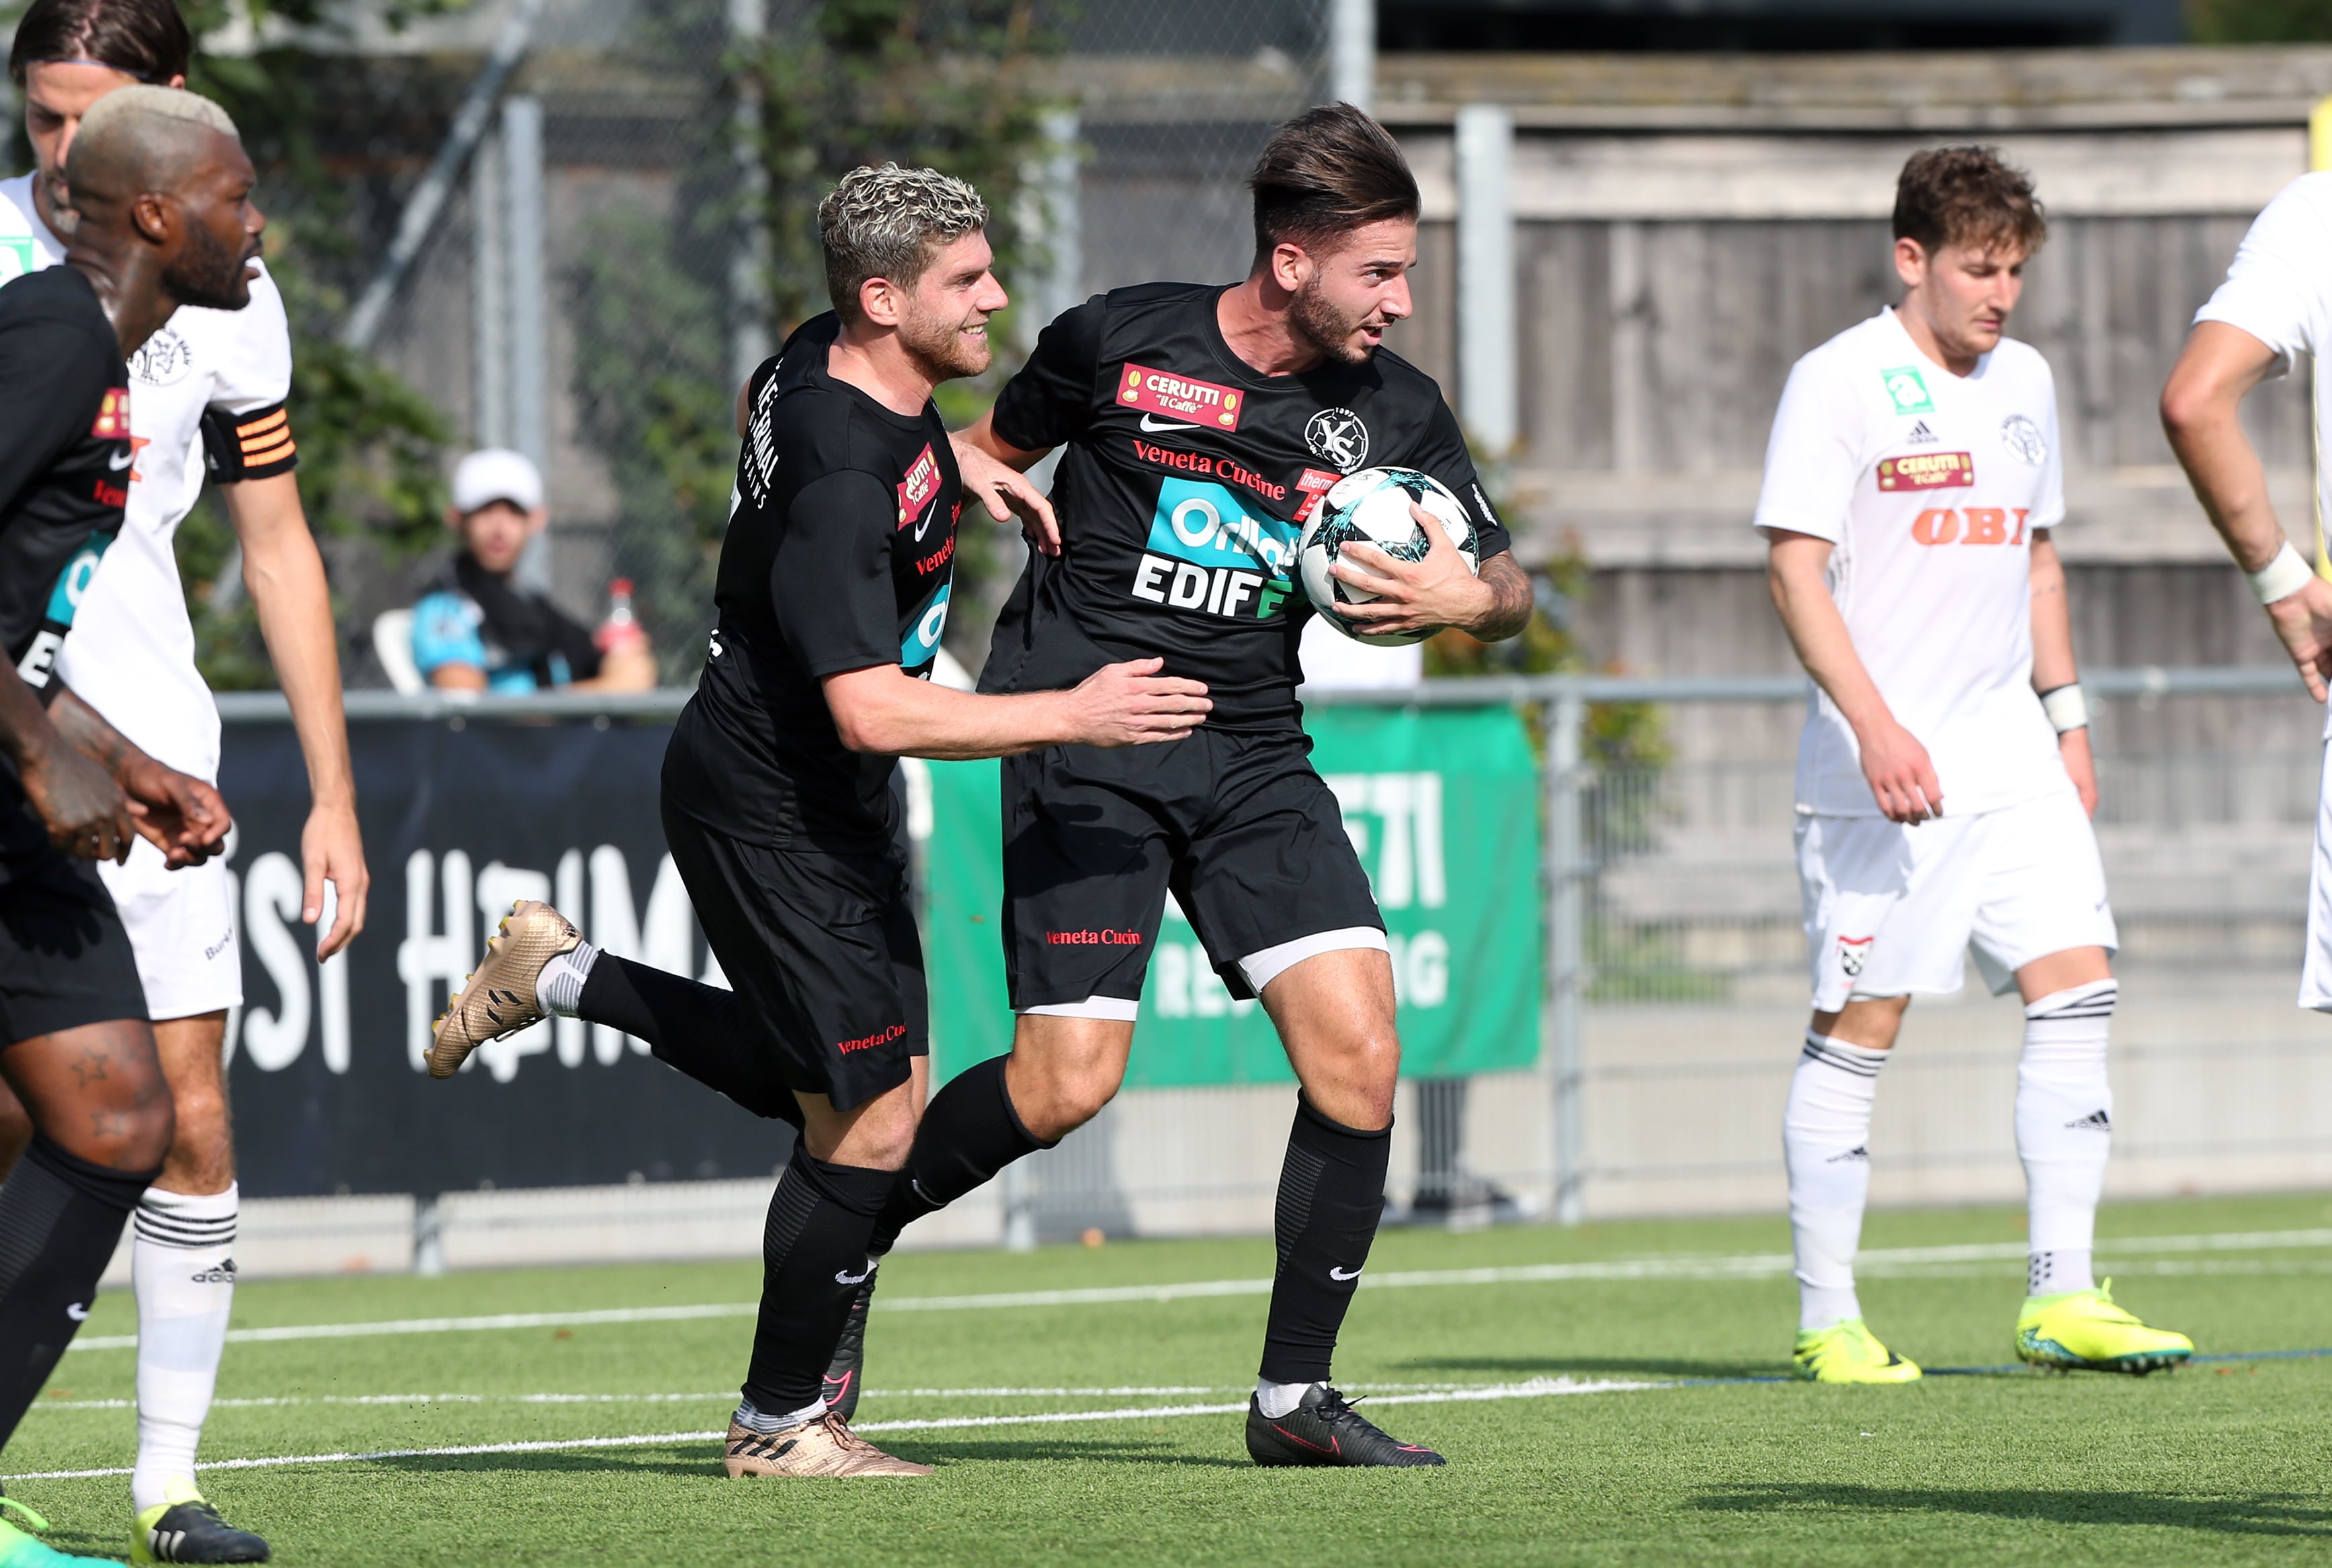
[428,163,1210,1479]
[933,102,1532,1467]
[0,86,250,1563]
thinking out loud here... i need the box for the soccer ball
[1297,466,1480,647]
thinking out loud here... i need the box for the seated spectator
[413,449,656,693]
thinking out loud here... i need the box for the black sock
[866,1054,1052,1256]
[1258,1095,1392,1387]
[578,955,803,1129]
[740,1145,894,1415]
[0,1136,155,1446]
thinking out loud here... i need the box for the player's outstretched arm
[1330,505,1533,641]
[226,472,368,954]
[2162,320,2332,700]
[0,665,137,861]
[1767,529,1943,823]
[49,686,231,868]
[952,413,1062,556]
[2028,530,2097,816]
[823,659,1210,760]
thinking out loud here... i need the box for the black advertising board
[214,716,790,1197]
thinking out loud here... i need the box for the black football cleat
[1245,1385,1446,1468]
[133,1487,271,1564]
[821,1265,878,1421]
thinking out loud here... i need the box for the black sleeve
[199,400,299,482]
[989,295,1106,454]
[555,609,603,682]
[1406,397,1513,563]
[772,469,899,678]
[0,316,104,515]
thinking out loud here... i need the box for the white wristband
[2249,541,2316,605]
[2040,684,2088,735]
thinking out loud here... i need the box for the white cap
[452,448,544,515]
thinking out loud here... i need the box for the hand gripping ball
[1297,466,1481,647]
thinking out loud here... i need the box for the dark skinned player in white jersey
[0,85,251,1564]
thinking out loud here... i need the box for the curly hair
[1893,145,2048,259]
[818,163,990,323]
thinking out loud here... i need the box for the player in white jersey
[0,1,371,1560]
[1757,147,2190,1385]
[2163,175,2332,1016]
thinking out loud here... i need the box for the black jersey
[981,282,1510,732]
[0,265,132,862]
[663,313,962,850]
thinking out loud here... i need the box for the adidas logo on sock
[2064,1109,2112,1132]
[1905,420,1938,444]
[1825,1145,1870,1163]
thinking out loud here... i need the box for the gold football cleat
[426,899,581,1079]
[722,1415,932,1478]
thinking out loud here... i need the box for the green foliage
[567,210,735,682]
[2187,0,2332,41]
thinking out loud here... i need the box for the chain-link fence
[305,0,1337,692]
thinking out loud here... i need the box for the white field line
[1,1376,1660,1483]
[27,1383,1480,1413]
[60,1227,2332,1352]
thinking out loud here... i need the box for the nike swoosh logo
[1138,414,1199,432]
[835,1267,872,1285]
[107,448,133,470]
[1329,1266,1363,1282]
[66,1303,88,1321]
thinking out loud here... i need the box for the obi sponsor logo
[1132,477,1298,620]
[1910,507,2029,547]
[902,583,950,669]
[1128,438,1287,501]
[1837,935,1872,978]
[897,443,943,536]
[838,1022,908,1055]
[1876,452,1974,491]
[1045,929,1144,946]
[90,386,130,440]
[1118,362,1242,429]
[1880,366,1933,415]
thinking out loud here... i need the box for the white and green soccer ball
[1297,466,1480,647]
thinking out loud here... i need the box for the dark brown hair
[9,0,192,88]
[1249,102,1420,264]
[1892,145,2047,258]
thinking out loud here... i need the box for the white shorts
[1796,786,2117,1013]
[95,839,241,1021]
[2301,729,2332,1012]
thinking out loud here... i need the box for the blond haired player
[1758,146,2190,1383]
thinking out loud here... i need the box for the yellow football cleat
[1793,1318,1924,1383]
[2016,1280,2192,1374]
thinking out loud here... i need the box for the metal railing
[218,664,2325,1243]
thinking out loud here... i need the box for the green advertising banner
[921,705,1542,1088]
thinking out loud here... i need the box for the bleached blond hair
[65,85,239,203]
[818,163,989,323]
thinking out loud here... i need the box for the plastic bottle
[595,577,644,655]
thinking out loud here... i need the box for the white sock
[131,1184,238,1514]
[733,1395,825,1434]
[536,940,601,1017]
[2018,980,2115,1297]
[1255,1378,1315,1419]
[1785,1032,1888,1332]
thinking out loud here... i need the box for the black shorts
[1000,727,1384,1014]
[0,845,148,1045]
[661,802,926,1114]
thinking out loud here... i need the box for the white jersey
[1753,306,2068,817]
[2196,171,2332,598]
[0,172,294,784]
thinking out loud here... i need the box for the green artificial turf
[9,1192,2332,1565]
